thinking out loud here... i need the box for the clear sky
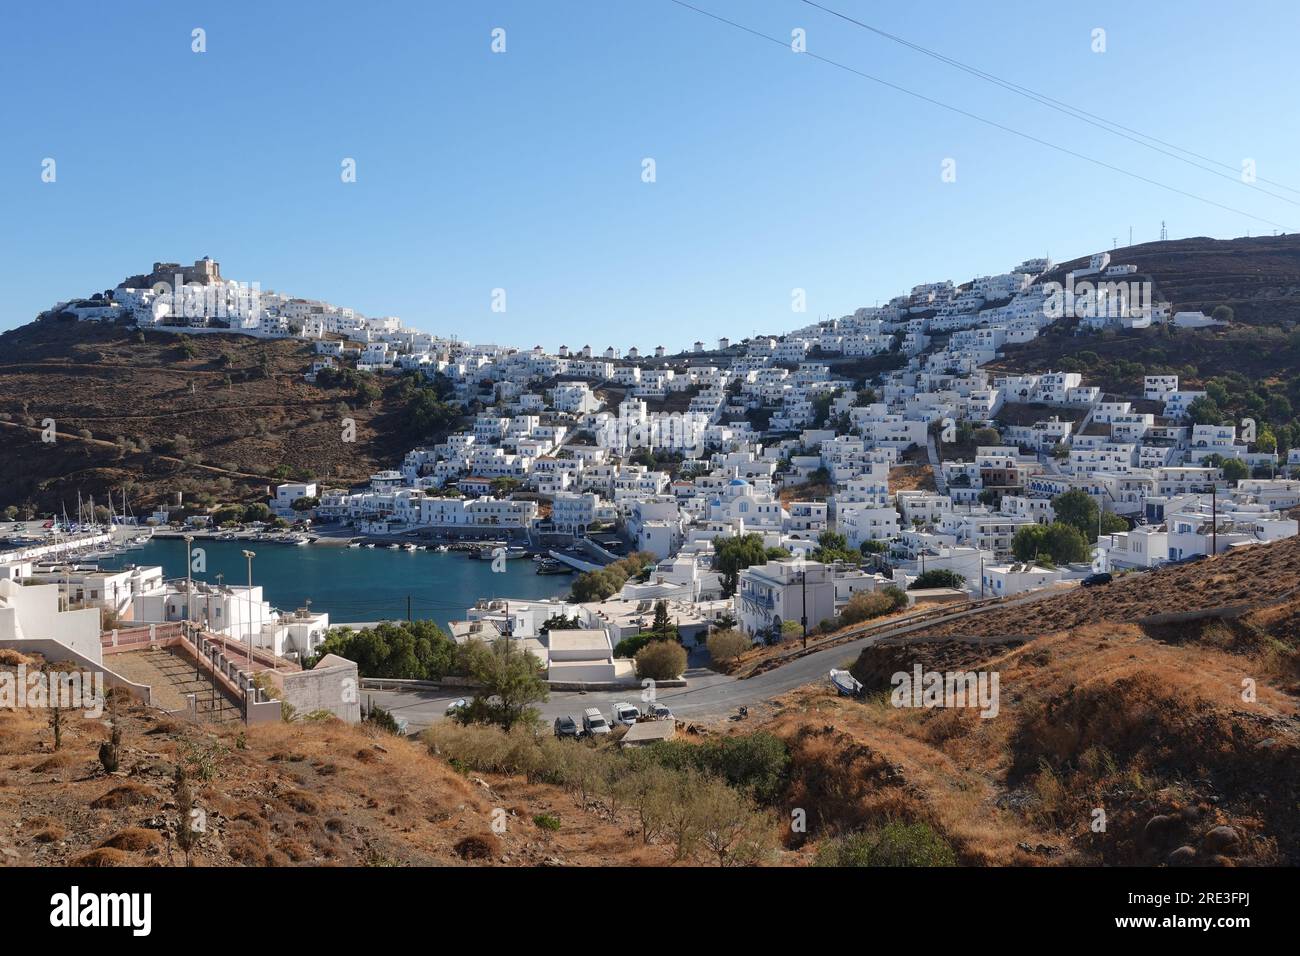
[1,0,1297,349]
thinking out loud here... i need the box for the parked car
[1081,572,1113,587]
[444,698,467,716]
[612,702,640,726]
[554,715,580,739]
[582,707,611,736]
[643,702,673,721]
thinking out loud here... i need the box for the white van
[612,702,640,726]
[582,707,611,735]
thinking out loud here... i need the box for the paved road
[365,589,1061,731]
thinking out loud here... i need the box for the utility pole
[407,595,412,622]
[242,549,256,671]
[800,570,808,650]
[183,534,194,624]
[1211,483,1217,555]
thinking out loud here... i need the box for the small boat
[348,542,361,548]
[402,543,418,552]
[364,543,376,549]
[536,558,574,576]
[387,543,400,550]
[434,544,449,553]
[829,669,863,697]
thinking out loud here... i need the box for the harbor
[94,536,571,629]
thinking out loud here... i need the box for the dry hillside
[0,320,446,513]
[0,659,671,868]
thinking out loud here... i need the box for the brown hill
[0,679,666,867]
[912,534,1300,642]
[0,319,449,513]
[746,536,1300,866]
[989,233,1300,396]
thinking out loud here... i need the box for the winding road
[364,587,1063,730]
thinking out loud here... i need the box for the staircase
[128,646,243,724]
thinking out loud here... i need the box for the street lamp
[799,569,808,650]
[183,534,194,624]
[242,549,256,671]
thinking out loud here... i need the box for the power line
[797,0,1300,202]
[664,0,1292,232]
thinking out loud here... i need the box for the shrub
[648,732,790,804]
[909,569,965,590]
[839,587,907,626]
[635,640,687,681]
[363,704,401,734]
[706,629,750,665]
[533,813,562,831]
[613,632,654,658]
[815,820,957,867]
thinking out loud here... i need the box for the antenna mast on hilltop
[1160,220,1168,241]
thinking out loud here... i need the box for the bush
[310,620,459,681]
[839,587,907,626]
[363,704,401,734]
[646,732,790,804]
[533,813,562,831]
[706,629,750,665]
[635,640,687,681]
[909,569,965,590]
[815,821,957,867]
[613,632,654,658]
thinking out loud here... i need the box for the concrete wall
[281,660,362,723]
[0,638,152,704]
[0,580,103,663]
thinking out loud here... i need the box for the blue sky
[1,0,1297,349]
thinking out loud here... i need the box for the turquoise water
[100,539,569,629]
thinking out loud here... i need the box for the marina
[94,536,570,629]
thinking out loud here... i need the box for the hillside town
[10,252,1297,702]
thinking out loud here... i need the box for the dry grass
[98,827,162,852]
[759,614,1300,866]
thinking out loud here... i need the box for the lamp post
[799,569,808,650]
[183,534,194,624]
[242,550,256,671]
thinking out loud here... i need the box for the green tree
[634,640,687,681]
[1221,457,1249,482]
[1186,395,1225,426]
[457,638,549,731]
[1051,490,1097,537]
[811,530,859,564]
[909,569,965,590]
[651,599,675,641]
[714,534,787,597]
[404,388,459,440]
[242,502,273,523]
[309,620,458,680]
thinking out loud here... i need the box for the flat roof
[547,629,610,652]
[621,721,677,746]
